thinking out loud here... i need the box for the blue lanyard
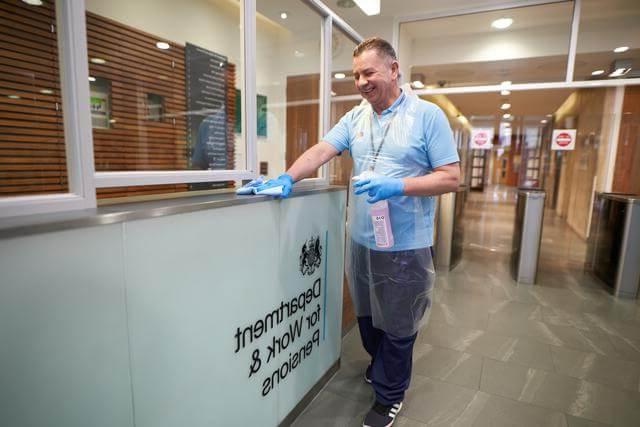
[368,110,397,172]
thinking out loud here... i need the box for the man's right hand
[256,174,294,198]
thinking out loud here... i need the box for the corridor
[293,186,640,427]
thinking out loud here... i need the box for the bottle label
[372,215,389,247]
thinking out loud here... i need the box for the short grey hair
[353,37,397,62]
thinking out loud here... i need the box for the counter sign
[552,129,576,151]
[471,128,494,150]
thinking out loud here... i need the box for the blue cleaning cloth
[236,177,284,196]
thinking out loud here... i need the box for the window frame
[0,0,364,218]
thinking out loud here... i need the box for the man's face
[352,49,398,107]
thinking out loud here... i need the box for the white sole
[362,402,403,427]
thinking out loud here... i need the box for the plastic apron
[345,85,436,338]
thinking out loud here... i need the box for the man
[258,37,460,427]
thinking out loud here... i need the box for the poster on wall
[470,128,494,150]
[234,89,268,137]
[185,42,228,172]
[551,129,577,151]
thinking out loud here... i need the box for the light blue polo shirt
[323,88,459,251]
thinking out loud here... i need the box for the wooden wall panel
[0,4,237,200]
[612,86,640,196]
[286,74,320,177]
[0,0,67,196]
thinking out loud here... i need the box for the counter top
[0,185,346,240]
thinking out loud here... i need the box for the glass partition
[573,0,640,81]
[328,27,359,185]
[400,2,574,88]
[0,0,68,197]
[443,88,619,268]
[85,0,244,197]
[256,0,322,180]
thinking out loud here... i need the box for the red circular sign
[474,132,489,146]
[556,132,572,147]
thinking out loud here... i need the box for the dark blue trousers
[357,316,418,405]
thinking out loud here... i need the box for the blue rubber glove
[256,173,294,198]
[353,176,405,203]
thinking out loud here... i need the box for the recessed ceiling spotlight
[354,0,380,16]
[90,57,107,64]
[156,41,170,50]
[501,103,511,110]
[40,89,53,94]
[613,46,629,53]
[280,12,288,19]
[609,67,631,77]
[331,91,337,96]
[591,69,605,76]
[7,95,21,99]
[501,80,512,86]
[334,72,346,79]
[504,123,511,127]
[411,80,425,89]
[491,18,513,30]
[541,119,548,124]
[501,89,511,96]
[88,76,96,82]
[22,0,43,5]
[503,113,512,119]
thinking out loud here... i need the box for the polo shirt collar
[381,89,405,115]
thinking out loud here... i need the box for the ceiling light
[7,95,20,99]
[88,76,96,82]
[40,89,53,94]
[90,57,107,64]
[501,103,511,110]
[591,69,605,76]
[501,89,510,96]
[331,91,337,96]
[334,72,346,79]
[156,41,170,50]
[501,80,512,86]
[541,119,548,124]
[354,0,380,16]
[613,46,629,53]
[503,123,511,127]
[280,12,288,19]
[503,113,511,119]
[411,80,425,89]
[609,67,631,77]
[22,0,43,5]
[491,18,513,30]
[546,114,552,117]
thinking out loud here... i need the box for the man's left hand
[353,176,405,203]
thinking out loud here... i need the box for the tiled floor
[292,186,640,427]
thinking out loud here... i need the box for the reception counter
[0,186,347,427]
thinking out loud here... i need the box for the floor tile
[550,346,640,392]
[565,414,611,427]
[472,394,568,427]
[412,343,483,390]
[290,390,370,427]
[401,376,481,426]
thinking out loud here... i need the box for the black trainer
[363,401,403,427]
[364,364,372,384]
